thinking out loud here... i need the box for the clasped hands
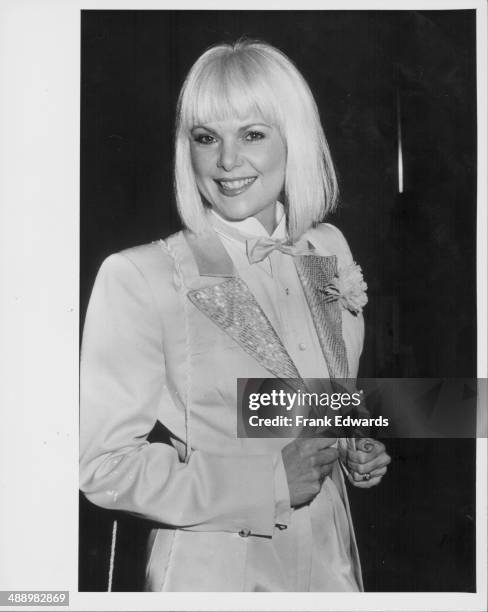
[281,437,391,507]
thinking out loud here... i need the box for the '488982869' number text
[1,591,68,606]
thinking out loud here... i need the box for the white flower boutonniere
[321,263,368,315]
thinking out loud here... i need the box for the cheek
[190,148,214,184]
[261,140,286,180]
[261,160,285,192]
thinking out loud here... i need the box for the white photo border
[0,0,486,610]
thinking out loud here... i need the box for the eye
[244,130,265,142]
[193,133,217,145]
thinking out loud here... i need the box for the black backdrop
[79,10,477,592]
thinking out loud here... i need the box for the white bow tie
[246,237,315,264]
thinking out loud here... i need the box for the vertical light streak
[396,88,404,194]
[107,519,118,592]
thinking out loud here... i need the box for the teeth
[219,177,255,190]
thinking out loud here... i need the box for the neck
[253,203,277,235]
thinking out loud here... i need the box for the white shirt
[209,204,330,379]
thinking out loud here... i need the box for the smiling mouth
[214,177,257,196]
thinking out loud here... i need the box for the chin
[215,203,262,222]
[227,209,258,221]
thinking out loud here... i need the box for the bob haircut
[174,39,338,241]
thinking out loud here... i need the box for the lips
[214,176,257,196]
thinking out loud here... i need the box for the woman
[80,39,390,592]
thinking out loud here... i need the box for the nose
[217,139,242,171]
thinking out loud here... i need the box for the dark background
[79,10,477,592]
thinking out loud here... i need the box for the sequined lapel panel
[295,255,349,378]
[187,278,301,380]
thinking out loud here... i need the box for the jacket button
[238,528,251,537]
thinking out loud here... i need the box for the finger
[348,465,387,484]
[348,441,385,464]
[298,437,338,457]
[319,462,336,479]
[348,474,384,488]
[350,465,387,480]
[350,470,367,482]
[347,453,391,475]
[356,438,382,453]
[312,448,339,467]
[348,466,383,481]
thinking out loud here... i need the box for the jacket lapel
[294,254,350,378]
[184,230,301,380]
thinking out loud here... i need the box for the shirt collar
[209,202,287,243]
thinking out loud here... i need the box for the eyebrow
[191,122,272,132]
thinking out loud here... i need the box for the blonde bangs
[180,51,284,132]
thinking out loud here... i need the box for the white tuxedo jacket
[80,222,364,591]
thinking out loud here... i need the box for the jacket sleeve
[79,252,286,536]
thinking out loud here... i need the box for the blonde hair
[174,39,338,241]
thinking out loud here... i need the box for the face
[189,117,286,233]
